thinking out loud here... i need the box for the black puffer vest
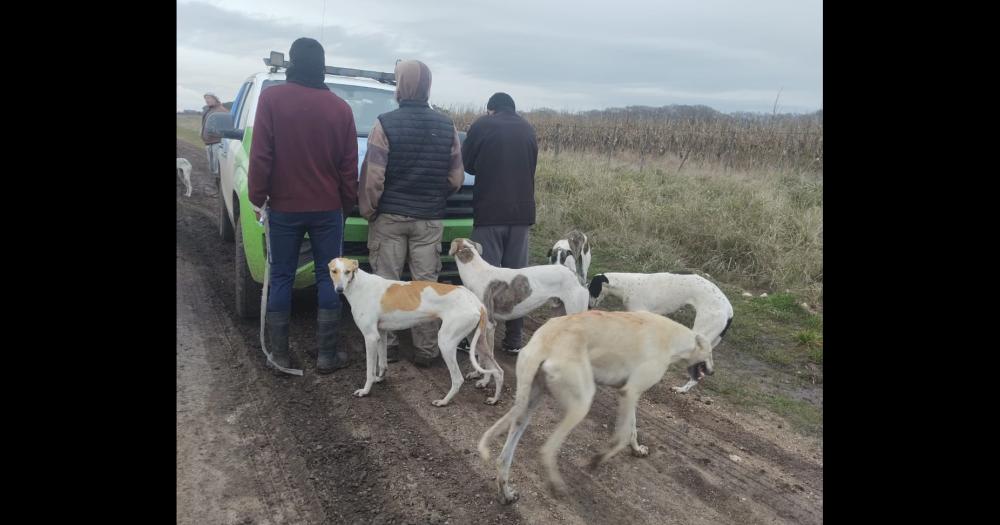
[376,101,455,219]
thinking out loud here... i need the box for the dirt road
[176,139,823,524]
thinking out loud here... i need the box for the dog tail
[478,405,516,462]
[718,317,733,341]
[478,334,547,462]
[468,307,492,376]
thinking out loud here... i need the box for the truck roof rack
[263,51,396,85]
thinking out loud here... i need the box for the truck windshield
[261,80,398,136]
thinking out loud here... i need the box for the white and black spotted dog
[176,158,193,197]
[547,230,591,286]
[588,270,733,393]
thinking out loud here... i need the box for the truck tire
[219,186,234,242]
[234,214,262,319]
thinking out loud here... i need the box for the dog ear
[472,241,484,255]
[448,239,462,256]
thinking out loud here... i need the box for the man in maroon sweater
[248,37,359,374]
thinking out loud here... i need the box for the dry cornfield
[446,107,823,172]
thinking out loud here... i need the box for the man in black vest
[461,92,538,354]
[358,59,465,366]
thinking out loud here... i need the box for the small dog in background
[176,158,193,197]
[548,230,591,286]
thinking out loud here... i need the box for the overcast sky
[177,0,822,114]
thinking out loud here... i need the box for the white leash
[256,202,304,376]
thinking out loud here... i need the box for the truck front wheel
[219,186,235,242]
[234,214,262,319]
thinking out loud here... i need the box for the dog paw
[353,389,369,397]
[485,396,499,405]
[476,378,491,389]
[374,374,385,383]
[499,485,519,505]
[431,399,449,407]
[631,445,649,457]
[670,386,688,394]
[465,370,483,380]
[547,479,569,498]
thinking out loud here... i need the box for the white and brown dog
[588,271,734,393]
[547,230,591,286]
[478,310,714,504]
[328,257,502,406]
[176,157,192,197]
[449,238,590,402]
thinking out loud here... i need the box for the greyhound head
[548,247,574,266]
[328,258,359,293]
[686,334,716,381]
[587,274,609,308]
[448,238,483,263]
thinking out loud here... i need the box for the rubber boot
[316,308,349,374]
[266,311,291,369]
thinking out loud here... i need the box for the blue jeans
[266,210,344,313]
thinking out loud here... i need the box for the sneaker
[501,344,521,355]
[413,354,437,368]
[316,351,350,375]
[456,339,471,354]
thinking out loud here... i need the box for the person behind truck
[200,92,228,178]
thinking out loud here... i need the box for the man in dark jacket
[461,92,538,354]
[248,37,359,374]
[358,59,465,367]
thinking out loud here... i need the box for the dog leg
[431,333,465,407]
[671,379,699,393]
[353,333,380,397]
[484,354,504,405]
[540,360,595,497]
[374,330,388,382]
[496,377,544,504]
[590,389,640,468]
[629,405,648,457]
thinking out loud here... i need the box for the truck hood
[357,136,475,186]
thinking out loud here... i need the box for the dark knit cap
[286,37,326,89]
[486,92,515,112]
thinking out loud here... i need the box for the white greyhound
[328,257,502,406]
